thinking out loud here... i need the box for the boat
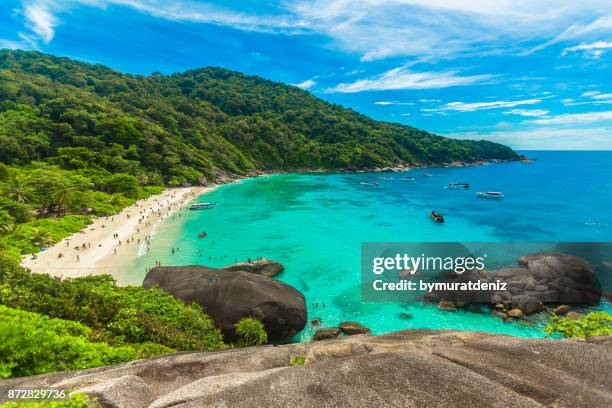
[430,211,445,223]
[401,177,416,181]
[475,192,504,198]
[189,202,217,210]
[447,183,469,189]
[360,181,379,185]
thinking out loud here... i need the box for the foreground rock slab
[3,330,611,407]
[143,265,306,341]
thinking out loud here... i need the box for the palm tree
[53,183,79,214]
[4,178,30,203]
[0,223,21,238]
[29,228,53,248]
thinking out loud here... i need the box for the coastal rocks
[223,258,284,278]
[143,265,306,341]
[314,328,341,341]
[554,304,571,315]
[5,330,612,407]
[339,321,371,335]
[507,309,524,318]
[429,252,601,317]
[72,375,153,408]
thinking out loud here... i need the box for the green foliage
[0,393,90,408]
[234,317,268,347]
[0,215,91,255]
[0,305,141,378]
[544,311,612,338]
[0,50,517,182]
[290,355,306,367]
[0,263,225,352]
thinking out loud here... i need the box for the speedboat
[475,192,504,199]
[448,183,469,189]
[189,202,217,210]
[360,181,379,185]
[430,211,445,223]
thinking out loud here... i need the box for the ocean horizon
[126,151,612,340]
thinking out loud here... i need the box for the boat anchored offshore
[430,211,445,223]
[448,183,470,189]
[189,202,217,210]
[476,192,504,199]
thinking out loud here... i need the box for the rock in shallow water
[313,327,341,341]
[339,321,371,335]
[143,265,306,341]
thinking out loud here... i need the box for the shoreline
[21,185,217,280]
[19,160,519,283]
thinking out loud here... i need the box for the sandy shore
[21,186,216,280]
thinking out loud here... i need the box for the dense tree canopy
[0,50,518,187]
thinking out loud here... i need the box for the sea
[124,151,612,340]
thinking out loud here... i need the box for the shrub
[290,355,306,367]
[0,266,225,352]
[234,318,268,347]
[0,306,138,378]
[544,311,612,338]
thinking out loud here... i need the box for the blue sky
[1,1,612,150]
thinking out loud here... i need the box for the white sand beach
[21,186,216,280]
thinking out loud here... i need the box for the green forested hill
[0,50,518,185]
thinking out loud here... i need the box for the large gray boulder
[3,330,611,407]
[143,265,306,341]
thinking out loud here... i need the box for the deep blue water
[128,151,612,340]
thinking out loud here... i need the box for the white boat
[475,192,504,198]
[189,202,217,210]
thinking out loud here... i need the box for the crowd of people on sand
[55,189,199,267]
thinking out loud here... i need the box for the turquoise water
[126,151,612,340]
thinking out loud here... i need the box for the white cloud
[329,67,494,93]
[22,0,58,44]
[0,39,25,49]
[294,79,316,89]
[16,1,612,62]
[374,101,415,105]
[447,126,612,150]
[563,41,612,58]
[424,98,541,113]
[503,108,550,117]
[575,90,612,105]
[530,110,612,125]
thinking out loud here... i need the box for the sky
[1,1,612,150]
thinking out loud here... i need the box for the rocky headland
[2,330,610,407]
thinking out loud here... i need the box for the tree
[0,210,14,235]
[0,163,9,181]
[29,228,53,248]
[53,182,79,213]
[4,178,30,204]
